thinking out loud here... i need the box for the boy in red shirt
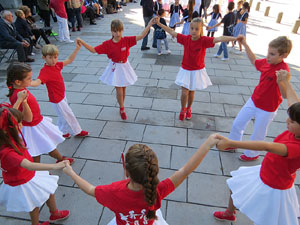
[31,43,89,138]
[228,35,292,161]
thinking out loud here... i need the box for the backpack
[155,28,166,39]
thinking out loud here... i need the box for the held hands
[150,17,157,26]
[55,160,69,170]
[17,90,28,102]
[215,135,232,151]
[22,40,30,47]
[62,160,74,175]
[276,70,291,83]
[75,38,82,49]
[206,133,220,148]
[236,35,246,45]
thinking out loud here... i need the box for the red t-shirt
[9,88,43,127]
[94,36,137,63]
[260,130,300,190]
[177,34,215,71]
[95,178,175,225]
[251,59,289,112]
[0,145,35,186]
[38,62,65,103]
[49,0,68,18]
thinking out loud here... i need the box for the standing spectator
[37,0,51,28]
[140,0,154,50]
[0,10,34,62]
[200,0,211,22]
[50,0,74,43]
[194,0,201,14]
[68,0,83,31]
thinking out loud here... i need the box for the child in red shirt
[77,18,156,120]
[0,105,69,225]
[156,17,239,121]
[31,44,89,139]
[7,62,74,164]
[62,133,219,225]
[213,79,300,224]
[228,36,292,161]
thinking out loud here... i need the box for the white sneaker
[234,50,242,55]
[165,49,171,54]
[65,39,74,43]
[213,54,220,58]
[31,52,35,56]
[221,57,229,61]
[157,52,162,56]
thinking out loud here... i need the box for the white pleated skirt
[0,171,58,212]
[100,60,137,87]
[228,165,300,225]
[107,209,168,225]
[175,67,212,91]
[22,117,65,157]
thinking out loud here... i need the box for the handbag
[155,28,166,39]
[81,5,87,14]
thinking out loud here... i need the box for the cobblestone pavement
[1,0,300,224]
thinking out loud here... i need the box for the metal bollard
[249,0,253,8]
[264,6,270,16]
[276,12,283,23]
[256,2,260,11]
[292,19,300,33]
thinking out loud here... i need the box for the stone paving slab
[97,107,138,123]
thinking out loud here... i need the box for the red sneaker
[39,222,49,225]
[186,108,192,120]
[49,210,70,223]
[213,210,236,222]
[56,156,75,165]
[224,147,237,152]
[120,107,127,120]
[179,108,187,121]
[239,154,259,161]
[75,130,89,137]
[63,133,71,139]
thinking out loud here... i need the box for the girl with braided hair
[0,106,70,225]
[62,134,219,225]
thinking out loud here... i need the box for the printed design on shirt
[121,47,127,51]
[119,209,148,224]
[112,62,116,72]
[266,76,273,81]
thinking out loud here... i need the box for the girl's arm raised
[157,18,178,38]
[276,70,299,106]
[169,134,218,188]
[20,159,66,171]
[63,163,96,197]
[14,91,32,122]
[206,21,222,31]
[213,35,237,44]
[237,35,256,65]
[31,79,42,87]
[76,38,97,53]
[136,18,157,41]
[63,41,81,66]
[216,135,288,156]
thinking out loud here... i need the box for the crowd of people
[0,1,300,225]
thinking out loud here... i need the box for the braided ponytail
[6,62,32,97]
[125,144,160,220]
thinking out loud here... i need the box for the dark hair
[288,102,300,124]
[158,8,165,16]
[125,144,159,220]
[6,62,32,97]
[212,4,220,14]
[188,0,195,22]
[228,1,235,11]
[0,107,25,154]
[243,2,250,12]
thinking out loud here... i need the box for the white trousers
[51,97,82,135]
[56,15,71,42]
[229,98,277,157]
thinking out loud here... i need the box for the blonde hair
[190,17,204,36]
[19,5,31,16]
[15,10,24,18]
[42,44,59,57]
[111,19,124,32]
[269,36,292,56]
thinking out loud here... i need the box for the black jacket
[140,0,154,17]
[14,17,33,39]
[0,18,24,47]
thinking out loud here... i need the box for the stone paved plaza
[1,0,300,224]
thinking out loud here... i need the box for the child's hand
[206,133,219,148]
[150,17,157,25]
[62,161,74,175]
[215,135,232,151]
[55,160,68,170]
[206,26,211,30]
[276,70,291,83]
[236,35,245,44]
[17,90,28,102]
[76,39,82,49]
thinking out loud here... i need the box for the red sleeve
[125,36,137,48]
[177,33,187,46]
[157,178,175,200]
[56,62,64,70]
[95,184,114,208]
[94,41,109,55]
[1,149,25,171]
[201,36,215,48]
[254,58,266,71]
[286,142,300,159]
[38,68,49,84]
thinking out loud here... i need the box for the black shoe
[141,47,150,51]
[25,57,35,62]
[90,21,97,25]
[152,45,157,48]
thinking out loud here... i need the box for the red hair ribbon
[8,86,13,90]
[149,205,155,211]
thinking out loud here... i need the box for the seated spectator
[0,10,34,62]
[19,5,50,45]
[84,0,97,25]
[14,10,34,54]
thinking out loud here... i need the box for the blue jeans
[141,16,152,48]
[69,8,82,28]
[157,39,169,53]
[217,42,228,58]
